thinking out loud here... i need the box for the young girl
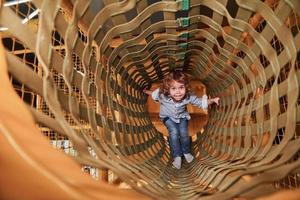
[143,70,220,169]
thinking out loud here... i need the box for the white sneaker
[184,153,194,163]
[172,156,182,169]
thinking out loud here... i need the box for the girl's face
[169,80,186,102]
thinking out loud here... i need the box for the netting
[0,0,300,199]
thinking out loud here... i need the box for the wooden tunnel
[0,0,300,199]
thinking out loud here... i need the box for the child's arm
[189,95,220,109]
[143,88,160,102]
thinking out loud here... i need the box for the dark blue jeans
[163,118,191,158]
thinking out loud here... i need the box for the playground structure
[0,0,300,199]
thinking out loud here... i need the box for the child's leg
[178,118,190,153]
[179,118,194,163]
[163,118,182,169]
[164,118,182,158]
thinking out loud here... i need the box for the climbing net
[0,0,300,199]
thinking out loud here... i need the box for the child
[143,70,220,169]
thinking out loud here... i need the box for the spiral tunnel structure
[1,0,300,199]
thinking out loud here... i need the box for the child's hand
[142,84,152,95]
[208,97,220,105]
[212,97,220,105]
[143,89,152,95]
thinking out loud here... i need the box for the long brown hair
[159,70,193,98]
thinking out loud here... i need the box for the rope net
[0,0,300,199]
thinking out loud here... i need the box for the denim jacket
[151,88,208,123]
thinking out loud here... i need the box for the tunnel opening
[0,0,300,200]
